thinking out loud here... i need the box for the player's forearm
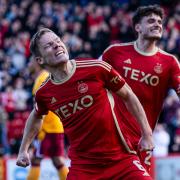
[116,84,152,137]
[19,109,43,153]
[124,93,152,136]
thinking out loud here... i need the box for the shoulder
[35,77,50,97]
[158,49,179,63]
[103,42,134,54]
[76,59,112,72]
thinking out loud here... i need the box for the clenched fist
[16,152,30,167]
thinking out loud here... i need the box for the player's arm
[98,60,153,150]
[170,56,180,99]
[16,108,43,167]
[115,83,154,151]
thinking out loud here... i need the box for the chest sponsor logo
[78,82,88,93]
[123,66,159,86]
[154,63,163,74]
[55,95,93,119]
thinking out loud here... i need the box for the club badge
[154,63,163,74]
[78,82,88,93]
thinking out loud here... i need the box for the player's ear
[135,24,141,34]
[35,56,44,66]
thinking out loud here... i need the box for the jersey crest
[154,63,163,74]
[78,81,88,93]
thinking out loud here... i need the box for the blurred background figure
[153,123,170,157]
[160,90,180,153]
[0,106,9,156]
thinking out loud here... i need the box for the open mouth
[55,50,65,57]
[151,27,161,33]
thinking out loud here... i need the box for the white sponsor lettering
[149,76,159,86]
[123,66,159,86]
[81,95,93,107]
[55,95,93,118]
[69,100,83,114]
[124,66,131,77]
[60,105,71,118]
[131,69,140,81]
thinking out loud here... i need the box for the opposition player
[101,5,180,171]
[27,60,68,180]
[16,28,154,179]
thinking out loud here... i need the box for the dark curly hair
[132,5,164,31]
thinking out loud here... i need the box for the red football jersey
[102,42,180,144]
[35,60,135,165]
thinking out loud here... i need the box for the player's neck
[135,38,158,54]
[50,60,74,83]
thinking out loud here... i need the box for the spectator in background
[152,123,170,157]
[168,107,180,152]
[162,90,179,125]
[13,77,29,111]
[162,90,180,152]
[163,2,180,57]
[0,106,9,156]
[1,86,16,120]
[7,111,27,155]
[171,129,180,153]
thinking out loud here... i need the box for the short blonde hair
[30,28,53,57]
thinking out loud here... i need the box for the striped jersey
[34,59,134,165]
[101,42,180,144]
[33,70,64,133]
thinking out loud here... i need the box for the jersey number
[133,160,149,176]
[144,150,152,166]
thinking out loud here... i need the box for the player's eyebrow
[147,17,162,23]
[43,41,53,47]
[43,37,60,46]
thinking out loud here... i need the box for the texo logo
[123,66,159,86]
[55,95,93,118]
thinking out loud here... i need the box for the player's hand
[16,152,30,167]
[138,135,154,152]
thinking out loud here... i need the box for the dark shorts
[67,154,153,180]
[34,133,65,158]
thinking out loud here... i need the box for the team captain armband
[34,101,48,116]
[105,67,126,92]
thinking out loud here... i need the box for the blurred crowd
[0,0,180,157]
